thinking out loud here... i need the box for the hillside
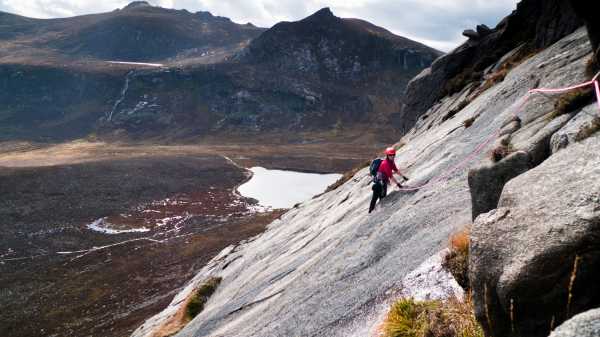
[0,3,440,143]
[0,1,265,63]
[131,1,600,336]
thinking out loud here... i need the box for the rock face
[400,0,583,133]
[241,8,439,82]
[470,135,600,337]
[568,1,600,55]
[468,151,531,220]
[132,24,598,337]
[549,308,600,337]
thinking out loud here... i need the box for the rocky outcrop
[470,133,600,337]
[568,1,600,56]
[399,0,583,133]
[549,308,600,337]
[468,151,530,220]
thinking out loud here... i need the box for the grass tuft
[479,68,508,92]
[463,117,476,128]
[186,277,222,320]
[490,143,515,163]
[380,296,484,337]
[548,87,595,120]
[442,70,483,98]
[471,45,538,100]
[585,53,599,79]
[574,117,600,142]
[442,227,471,290]
[442,100,471,123]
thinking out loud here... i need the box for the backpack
[369,158,382,177]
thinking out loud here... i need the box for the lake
[237,167,342,209]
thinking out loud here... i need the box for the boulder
[463,29,480,40]
[468,151,531,220]
[470,135,600,337]
[477,24,493,37]
[568,1,600,53]
[548,308,600,337]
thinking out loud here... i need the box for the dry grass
[479,68,508,93]
[471,45,538,100]
[442,100,471,123]
[442,227,471,290]
[585,52,599,79]
[442,70,483,98]
[574,117,600,142]
[150,277,222,337]
[379,296,484,337]
[463,117,476,128]
[548,87,595,120]
[490,143,515,163]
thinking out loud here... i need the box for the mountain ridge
[0,5,440,143]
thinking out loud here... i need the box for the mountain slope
[240,8,438,81]
[101,8,441,139]
[131,2,599,337]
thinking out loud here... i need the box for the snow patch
[87,218,150,235]
[107,61,164,67]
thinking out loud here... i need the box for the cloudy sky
[0,0,519,51]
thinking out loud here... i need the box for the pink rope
[396,73,600,192]
[595,80,600,112]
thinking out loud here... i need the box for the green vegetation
[380,297,484,337]
[186,277,222,320]
[574,117,600,142]
[442,228,471,290]
[548,87,595,120]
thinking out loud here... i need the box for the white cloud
[0,0,519,51]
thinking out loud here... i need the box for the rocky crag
[132,0,600,336]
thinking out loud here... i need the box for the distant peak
[300,7,339,25]
[306,7,335,20]
[124,1,151,10]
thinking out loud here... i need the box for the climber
[368,147,409,213]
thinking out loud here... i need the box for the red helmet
[385,147,396,156]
